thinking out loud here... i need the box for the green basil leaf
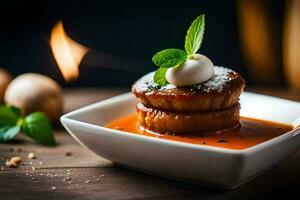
[0,105,21,127]
[7,105,22,116]
[22,112,56,146]
[154,68,169,86]
[152,48,187,68]
[0,105,22,142]
[184,14,205,55]
[0,126,21,142]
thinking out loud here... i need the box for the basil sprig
[0,105,56,146]
[152,14,205,85]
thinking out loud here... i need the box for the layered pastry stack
[132,67,245,134]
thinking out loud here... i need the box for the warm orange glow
[50,21,89,82]
[237,0,279,84]
[283,0,300,90]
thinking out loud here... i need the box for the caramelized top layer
[132,66,245,98]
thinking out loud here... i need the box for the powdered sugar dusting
[135,66,237,93]
[191,67,235,92]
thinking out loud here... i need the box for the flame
[50,21,89,82]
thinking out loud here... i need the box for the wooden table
[1,88,300,200]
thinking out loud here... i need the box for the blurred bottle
[237,0,284,85]
[283,0,300,90]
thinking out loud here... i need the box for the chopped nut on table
[28,152,36,159]
[5,160,17,168]
[5,156,22,168]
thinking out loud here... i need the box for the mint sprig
[152,14,206,85]
[154,68,168,86]
[23,112,55,146]
[0,105,56,146]
[0,126,21,142]
[0,106,21,127]
[0,106,22,142]
[152,49,187,68]
[185,15,205,55]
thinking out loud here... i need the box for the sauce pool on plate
[106,114,292,150]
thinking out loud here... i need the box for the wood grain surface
[1,88,300,200]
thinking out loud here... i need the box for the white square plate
[61,92,300,189]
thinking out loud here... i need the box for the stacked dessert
[132,67,244,134]
[132,15,245,134]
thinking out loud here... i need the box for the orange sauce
[106,114,293,150]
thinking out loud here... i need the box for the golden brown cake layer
[137,103,240,134]
[132,67,245,112]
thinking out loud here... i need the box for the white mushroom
[4,73,63,121]
[0,68,12,103]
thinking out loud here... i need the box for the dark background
[0,0,254,87]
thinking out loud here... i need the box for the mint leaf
[8,105,22,116]
[184,14,205,55]
[0,105,21,127]
[0,126,21,142]
[0,105,22,142]
[22,112,56,146]
[154,68,169,86]
[152,48,187,68]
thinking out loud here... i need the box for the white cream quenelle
[165,54,214,86]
